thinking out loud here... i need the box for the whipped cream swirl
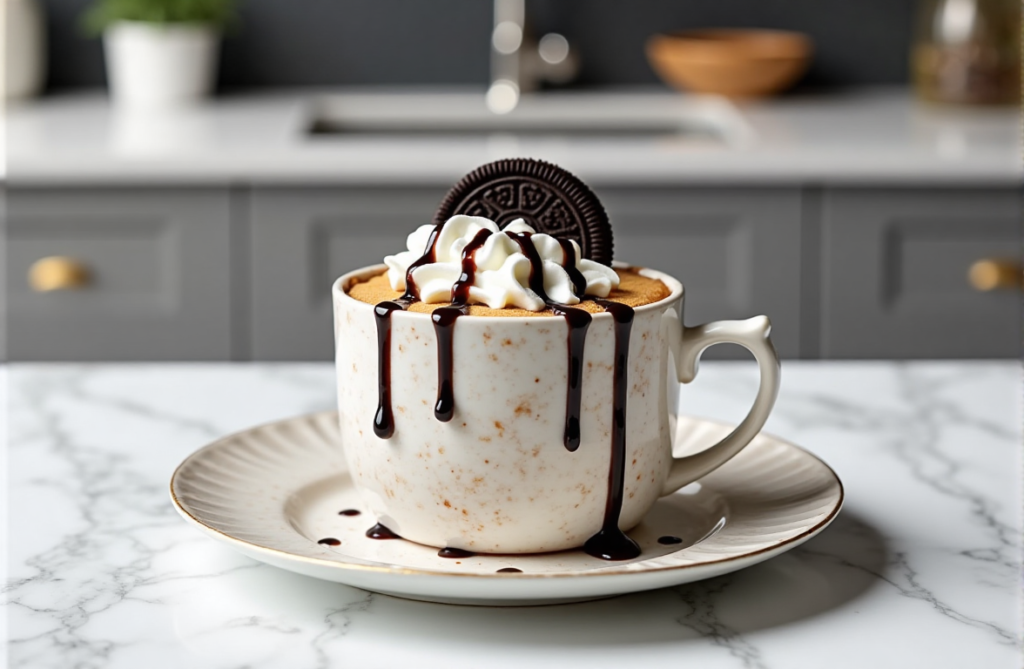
[384,216,619,311]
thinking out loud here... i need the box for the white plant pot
[104,22,219,109]
[3,0,47,101]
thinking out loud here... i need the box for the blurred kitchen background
[2,0,1020,361]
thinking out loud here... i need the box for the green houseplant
[82,0,236,108]
[84,0,235,32]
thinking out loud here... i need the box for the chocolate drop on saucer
[658,536,684,545]
[338,509,361,516]
[366,523,401,540]
[433,158,614,265]
[438,547,475,559]
[317,537,341,546]
[497,567,523,573]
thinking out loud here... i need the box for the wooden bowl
[646,29,812,98]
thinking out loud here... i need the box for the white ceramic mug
[333,263,779,555]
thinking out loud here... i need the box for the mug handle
[661,313,781,496]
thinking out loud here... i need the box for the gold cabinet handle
[968,259,1021,292]
[28,256,92,292]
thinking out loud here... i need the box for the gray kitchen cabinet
[6,188,232,361]
[250,186,447,360]
[598,187,803,359]
[8,184,1016,362]
[251,185,803,361]
[821,188,1021,358]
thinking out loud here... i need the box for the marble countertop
[5,88,1020,186]
[3,361,1021,668]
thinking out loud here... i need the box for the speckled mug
[332,264,779,554]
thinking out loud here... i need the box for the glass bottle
[912,0,1020,105]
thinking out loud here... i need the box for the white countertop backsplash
[5,88,1020,186]
[3,361,1021,668]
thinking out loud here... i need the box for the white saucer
[170,412,843,606]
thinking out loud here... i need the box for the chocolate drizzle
[557,237,588,297]
[372,221,446,439]
[372,301,404,439]
[402,223,444,299]
[366,523,402,540]
[583,299,641,561]
[432,228,493,422]
[551,305,591,451]
[368,220,640,561]
[450,228,492,306]
[431,306,463,422]
[508,232,592,451]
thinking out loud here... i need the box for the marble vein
[3,362,1020,669]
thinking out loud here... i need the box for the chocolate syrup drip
[509,232,593,451]
[365,523,402,540]
[431,306,466,422]
[373,301,404,439]
[557,237,588,297]
[549,304,591,451]
[368,222,642,561]
[508,232,549,300]
[658,535,683,545]
[317,537,341,546]
[450,228,493,306]
[338,509,362,516]
[583,300,641,561]
[373,222,447,439]
[401,222,445,299]
[432,228,494,422]
[497,567,522,573]
[376,227,594,442]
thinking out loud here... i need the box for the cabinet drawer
[251,187,447,360]
[822,188,1021,358]
[6,188,232,361]
[598,187,803,359]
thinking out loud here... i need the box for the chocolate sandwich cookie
[434,158,614,265]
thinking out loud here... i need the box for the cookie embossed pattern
[433,158,615,265]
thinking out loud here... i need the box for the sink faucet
[487,0,579,114]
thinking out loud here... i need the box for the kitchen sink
[305,91,750,146]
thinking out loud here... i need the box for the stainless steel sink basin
[305,91,750,146]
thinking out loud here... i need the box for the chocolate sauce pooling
[658,536,683,545]
[317,538,341,546]
[365,523,402,540]
[338,509,361,516]
[583,300,641,561]
[497,567,522,573]
[438,547,475,559]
